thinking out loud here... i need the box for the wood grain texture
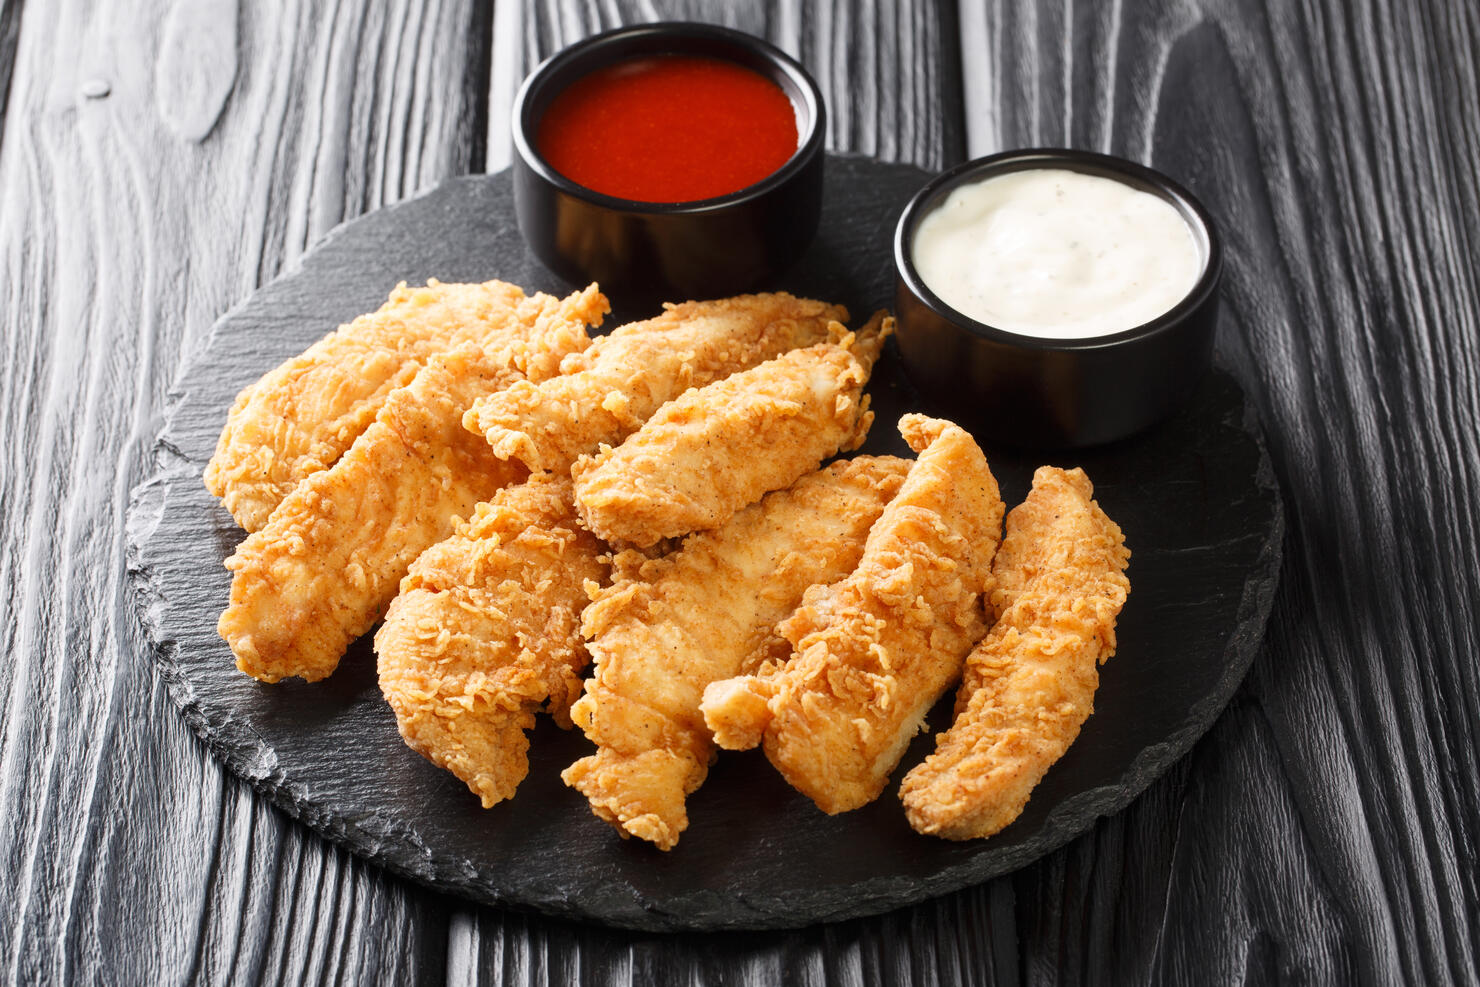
[154,0,239,141]
[0,1,481,983]
[0,0,23,151]
[965,1,1480,983]
[2,0,1477,983]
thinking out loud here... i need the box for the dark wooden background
[1,0,1476,983]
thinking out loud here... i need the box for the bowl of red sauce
[511,22,826,300]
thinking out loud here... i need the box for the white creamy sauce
[911,168,1202,339]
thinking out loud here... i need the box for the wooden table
[2,1,1475,983]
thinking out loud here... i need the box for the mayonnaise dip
[911,168,1202,339]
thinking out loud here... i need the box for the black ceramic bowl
[894,148,1223,449]
[511,23,826,301]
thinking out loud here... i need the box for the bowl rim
[893,147,1224,352]
[511,21,827,215]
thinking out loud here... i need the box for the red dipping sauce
[536,54,800,204]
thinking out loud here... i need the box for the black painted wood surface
[1,0,1475,984]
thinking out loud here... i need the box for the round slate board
[124,155,1284,932]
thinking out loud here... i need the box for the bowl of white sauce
[893,148,1222,448]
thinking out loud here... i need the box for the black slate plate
[124,155,1284,932]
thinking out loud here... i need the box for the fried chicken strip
[220,287,605,683]
[464,293,846,474]
[570,314,890,547]
[900,467,1130,840]
[701,415,1004,814]
[206,280,588,532]
[561,456,911,850]
[375,473,608,807]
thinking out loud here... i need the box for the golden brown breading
[900,466,1130,841]
[220,288,604,683]
[700,415,1004,815]
[205,280,601,532]
[569,314,890,547]
[463,293,846,474]
[375,473,609,808]
[561,456,911,850]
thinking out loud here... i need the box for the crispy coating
[900,467,1130,841]
[464,293,846,474]
[570,314,890,547]
[220,288,604,683]
[701,415,1004,815]
[205,280,598,532]
[375,473,609,808]
[561,456,911,850]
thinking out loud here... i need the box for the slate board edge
[122,161,1286,932]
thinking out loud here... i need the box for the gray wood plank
[0,0,23,151]
[0,1,487,983]
[959,1,1480,983]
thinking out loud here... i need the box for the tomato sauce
[536,55,800,203]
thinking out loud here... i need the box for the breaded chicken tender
[464,293,846,474]
[206,280,591,532]
[900,467,1130,840]
[220,287,604,683]
[569,314,890,547]
[375,473,608,807]
[561,456,911,850]
[701,415,1004,814]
